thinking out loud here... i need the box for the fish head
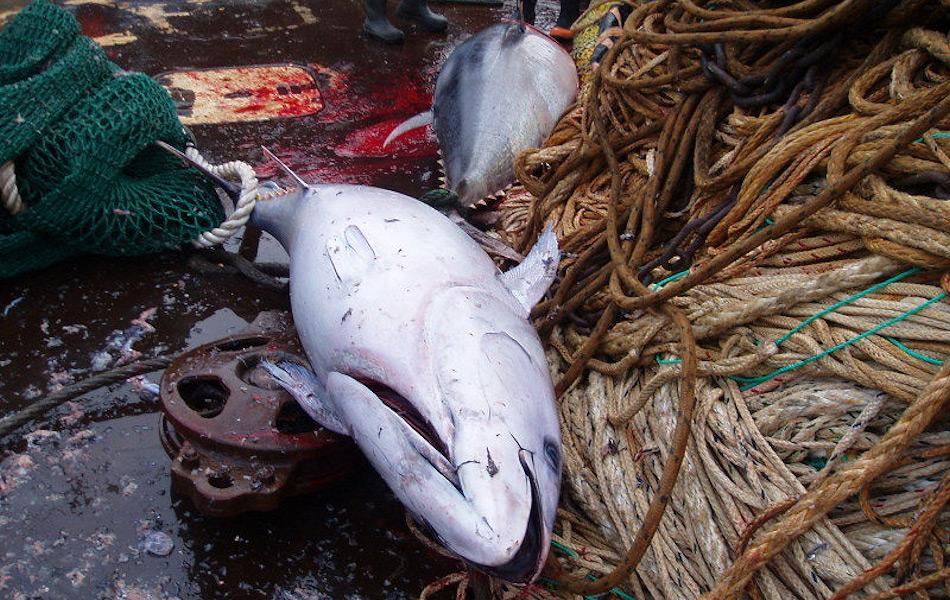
[414,287,561,583]
[326,287,560,584]
[445,396,561,584]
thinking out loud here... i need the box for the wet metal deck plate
[0,0,560,597]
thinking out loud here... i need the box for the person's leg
[519,0,536,24]
[555,0,581,28]
[364,0,405,43]
[549,0,582,41]
[396,0,448,32]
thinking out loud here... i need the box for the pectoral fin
[326,224,376,291]
[259,360,347,435]
[498,225,559,314]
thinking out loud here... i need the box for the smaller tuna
[385,22,578,208]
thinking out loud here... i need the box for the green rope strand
[774,268,920,346]
[733,292,947,390]
[542,541,638,600]
[885,337,944,366]
[649,269,690,290]
[652,269,947,376]
[914,131,950,143]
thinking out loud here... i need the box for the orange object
[549,25,573,42]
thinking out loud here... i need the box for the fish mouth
[475,453,546,584]
[412,450,547,584]
[357,378,457,484]
[356,378,546,583]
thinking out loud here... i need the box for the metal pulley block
[159,311,360,517]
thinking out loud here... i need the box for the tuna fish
[163,143,563,584]
[385,22,578,208]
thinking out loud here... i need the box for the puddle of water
[186,309,252,347]
[0,410,455,599]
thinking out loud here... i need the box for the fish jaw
[422,287,562,581]
[450,417,555,582]
[325,372,551,583]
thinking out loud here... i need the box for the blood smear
[333,118,437,159]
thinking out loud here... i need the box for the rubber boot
[555,0,583,28]
[550,0,583,42]
[519,0,536,24]
[396,0,448,33]
[363,0,405,43]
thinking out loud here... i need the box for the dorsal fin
[261,146,310,190]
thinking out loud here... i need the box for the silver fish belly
[434,23,577,206]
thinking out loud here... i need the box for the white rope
[184,147,259,248]
[1,160,25,216]
[1,149,258,248]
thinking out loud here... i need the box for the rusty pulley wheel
[159,311,361,517]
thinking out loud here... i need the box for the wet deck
[0,0,559,597]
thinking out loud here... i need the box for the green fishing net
[0,0,223,279]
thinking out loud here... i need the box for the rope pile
[463,1,950,598]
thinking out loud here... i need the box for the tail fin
[383,110,434,149]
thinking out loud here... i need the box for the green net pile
[0,0,224,279]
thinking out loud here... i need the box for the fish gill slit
[356,377,452,465]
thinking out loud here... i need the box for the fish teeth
[435,148,446,179]
[256,185,295,200]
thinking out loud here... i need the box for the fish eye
[543,438,560,472]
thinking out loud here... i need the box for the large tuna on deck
[177,147,566,584]
[386,22,578,207]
